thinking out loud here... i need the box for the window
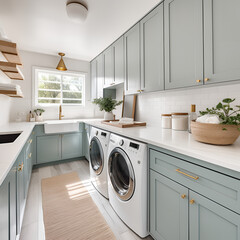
[34,68,85,106]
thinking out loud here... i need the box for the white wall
[133,83,240,126]
[10,50,103,122]
[0,67,11,126]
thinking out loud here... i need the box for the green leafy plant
[199,98,240,130]
[34,108,45,116]
[93,97,123,112]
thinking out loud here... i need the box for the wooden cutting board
[102,120,146,128]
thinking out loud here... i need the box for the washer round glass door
[108,148,135,201]
[89,137,104,175]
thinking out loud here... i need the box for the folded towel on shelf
[196,114,221,124]
[0,83,20,90]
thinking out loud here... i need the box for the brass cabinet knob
[181,194,186,199]
[28,153,32,158]
[196,79,201,83]
[137,90,141,93]
[189,199,195,205]
[29,139,33,144]
[204,78,209,82]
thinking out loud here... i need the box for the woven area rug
[41,172,116,240]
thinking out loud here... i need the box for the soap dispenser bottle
[188,104,197,133]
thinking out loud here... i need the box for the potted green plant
[34,108,45,122]
[93,97,123,120]
[191,98,240,145]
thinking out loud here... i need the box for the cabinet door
[91,59,97,100]
[204,0,240,84]
[9,164,17,240]
[96,55,104,98]
[164,0,203,89]
[189,191,240,240]
[37,135,61,164]
[17,150,25,235]
[141,4,164,92]
[104,46,114,86]
[62,133,83,159]
[0,178,9,240]
[83,124,90,161]
[124,23,141,95]
[150,170,188,240]
[113,36,124,84]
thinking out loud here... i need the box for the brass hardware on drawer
[18,163,24,171]
[32,131,35,135]
[176,169,199,180]
[181,194,186,199]
[28,153,32,158]
[190,199,195,205]
[137,90,141,93]
[204,78,209,82]
[29,139,32,144]
[196,79,201,83]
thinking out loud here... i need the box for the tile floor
[20,159,153,240]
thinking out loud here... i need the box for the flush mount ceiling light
[66,2,88,23]
[56,53,67,71]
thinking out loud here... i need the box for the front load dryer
[107,133,148,238]
[89,127,110,199]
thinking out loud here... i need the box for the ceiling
[0,0,161,61]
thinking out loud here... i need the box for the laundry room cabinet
[149,147,240,240]
[140,3,164,92]
[35,124,84,165]
[103,46,114,87]
[90,59,97,100]
[124,23,141,95]
[203,0,240,85]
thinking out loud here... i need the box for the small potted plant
[191,98,240,145]
[93,97,123,120]
[34,108,45,122]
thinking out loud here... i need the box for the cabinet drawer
[150,149,240,214]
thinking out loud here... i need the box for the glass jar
[172,113,188,131]
[161,114,172,129]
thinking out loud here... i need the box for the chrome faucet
[59,105,64,120]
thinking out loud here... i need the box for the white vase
[104,112,114,120]
[35,115,43,122]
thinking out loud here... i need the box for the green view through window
[34,68,85,106]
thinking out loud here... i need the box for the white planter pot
[104,112,114,120]
[35,115,43,122]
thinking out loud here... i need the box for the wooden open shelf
[0,40,22,65]
[0,61,24,80]
[0,89,23,98]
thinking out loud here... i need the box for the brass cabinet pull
[181,194,186,199]
[29,139,32,144]
[137,90,141,93]
[28,153,32,158]
[204,78,209,82]
[196,79,201,83]
[176,169,199,180]
[18,163,24,171]
[189,199,195,205]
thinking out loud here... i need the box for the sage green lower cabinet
[189,191,240,240]
[150,170,188,240]
[37,135,61,164]
[83,124,90,161]
[62,133,83,159]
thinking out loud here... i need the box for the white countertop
[83,120,240,174]
[0,119,240,185]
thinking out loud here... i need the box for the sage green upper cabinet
[62,133,83,159]
[124,23,141,95]
[150,170,188,240]
[204,0,240,84]
[140,4,164,92]
[164,0,203,89]
[113,36,124,84]
[103,46,114,87]
[96,55,104,98]
[189,191,240,240]
[91,59,97,100]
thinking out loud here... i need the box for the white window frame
[32,66,86,107]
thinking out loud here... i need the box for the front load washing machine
[89,127,110,199]
[107,133,148,238]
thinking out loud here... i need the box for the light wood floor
[20,159,153,240]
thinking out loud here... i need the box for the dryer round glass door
[89,137,104,175]
[108,148,135,201]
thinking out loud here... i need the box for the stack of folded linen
[0,83,23,95]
